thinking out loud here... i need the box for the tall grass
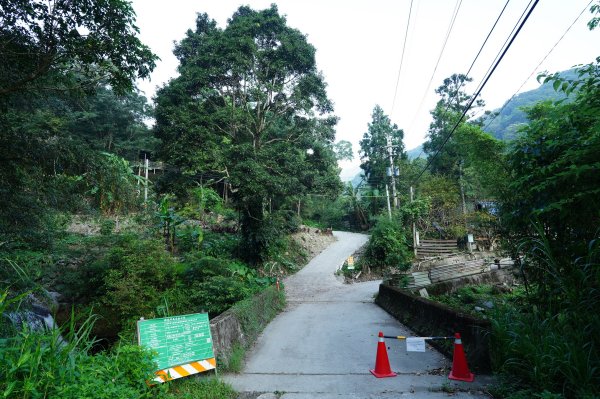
[490,228,600,398]
[0,291,159,399]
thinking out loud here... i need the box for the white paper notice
[406,337,426,352]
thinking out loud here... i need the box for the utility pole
[385,184,392,220]
[410,186,417,256]
[387,135,398,208]
[144,156,149,202]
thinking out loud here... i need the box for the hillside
[482,69,576,140]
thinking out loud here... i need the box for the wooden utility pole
[385,184,392,220]
[411,186,417,256]
[459,160,467,217]
[387,135,398,208]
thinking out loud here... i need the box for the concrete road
[224,231,491,398]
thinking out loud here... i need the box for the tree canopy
[154,5,342,262]
[0,0,157,99]
[359,105,405,191]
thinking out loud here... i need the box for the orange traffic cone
[370,331,397,378]
[448,332,474,382]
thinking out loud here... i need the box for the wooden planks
[428,259,487,283]
[416,239,458,258]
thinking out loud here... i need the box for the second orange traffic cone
[370,331,397,378]
[448,332,474,382]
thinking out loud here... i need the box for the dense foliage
[359,105,406,214]
[0,0,157,97]
[154,5,342,262]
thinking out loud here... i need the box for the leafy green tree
[0,0,157,98]
[333,140,354,161]
[503,59,600,257]
[423,74,484,176]
[154,6,342,262]
[359,105,405,213]
[67,87,157,160]
[0,1,156,246]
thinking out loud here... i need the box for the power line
[408,0,463,132]
[469,0,535,98]
[411,0,511,161]
[483,0,593,133]
[413,0,541,184]
[389,0,414,116]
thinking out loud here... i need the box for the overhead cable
[483,0,594,132]
[408,0,463,132]
[389,0,415,116]
[413,0,540,184]
[411,0,511,161]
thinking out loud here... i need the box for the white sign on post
[406,337,426,352]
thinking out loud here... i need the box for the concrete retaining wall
[209,286,285,365]
[210,310,246,363]
[376,283,492,373]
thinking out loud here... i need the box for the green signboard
[137,313,214,370]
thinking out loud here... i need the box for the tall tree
[333,140,354,161]
[154,6,342,262]
[67,87,157,160]
[423,74,484,176]
[0,1,157,246]
[359,105,405,213]
[0,0,157,98]
[503,58,600,254]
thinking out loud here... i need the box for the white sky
[131,0,600,180]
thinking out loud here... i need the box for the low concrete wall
[210,311,245,363]
[376,283,492,373]
[210,286,285,365]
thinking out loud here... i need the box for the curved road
[224,231,490,398]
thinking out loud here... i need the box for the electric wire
[408,0,463,133]
[483,0,593,133]
[469,0,535,99]
[411,0,511,161]
[412,0,540,184]
[389,0,415,116]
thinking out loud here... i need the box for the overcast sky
[131,0,599,180]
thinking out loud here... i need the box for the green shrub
[0,302,158,399]
[87,235,178,337]
[179,187,225,220]
[55,344,157,399]
[202,232,240,258]
[186,276,257,317]
[180,255,231,283]
[363,214,413,271]
[85,152,142,215]
[99,218,116,235]
[489,231,600,398]
[176,224,204,253]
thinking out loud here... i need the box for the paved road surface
[224,231,491,398]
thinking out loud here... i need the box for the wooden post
[385,184,392,220]
[411,186,417,256]
[144,157,149,202]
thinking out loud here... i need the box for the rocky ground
[291,226,337,259]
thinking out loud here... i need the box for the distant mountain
[350,172,365,188]
[345,69,577,184]
[482,69,576,140]
[407,145,426,160]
